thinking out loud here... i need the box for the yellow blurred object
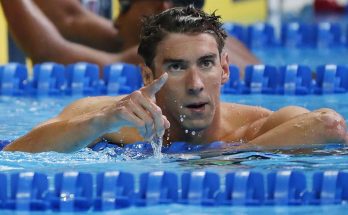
[26,58,33,76]
[111,0,267,24]
[0,4,8,64]
[112,0,120,19]
[204,0,267,24]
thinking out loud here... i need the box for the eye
[200,60,214,69]
[168,63,184,72]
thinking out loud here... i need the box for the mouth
[185,102,208,112]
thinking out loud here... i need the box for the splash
[150,135,163,159]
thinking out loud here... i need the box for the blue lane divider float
[219,171,264,206]
[246,23,276,49]
[281,22,320,48]
[222,23,246,45]
[223,21,346,48]
[65,62,100,95]
[137,171,178,206]
[0,63,27,96]
[316,22,342,48]
[103,63,142,95]
[50,172,93,212]
[95,171,134,210]
[266,171,307,205]
[29,62,66,95]
[314,64,348,94]
[277,65,312,95]
[0,170,346,211]
[1,62,348,96]
[310,171,348,205]
[8,172,49,211]
[243,65,278,94]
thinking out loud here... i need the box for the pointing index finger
[143,72,168,97]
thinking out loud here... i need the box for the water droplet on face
[180,105,183,109]
[179,115,185,122]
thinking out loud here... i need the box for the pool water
[0,93,348,214]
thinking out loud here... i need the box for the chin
[181,119,212,132]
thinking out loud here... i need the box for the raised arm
[33,0,122,52]
[4,73,170,153]
[0,0,141,70]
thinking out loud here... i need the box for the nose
[185,68,204,95]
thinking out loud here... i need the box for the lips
[184,102,209,114]
[186,102,207,109]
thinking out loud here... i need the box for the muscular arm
[33,0,122,52]
[4,74,169,153]
[0,0,141,71]
[4,97,119,153]
[245,107,348,150]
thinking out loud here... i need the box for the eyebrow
[198,53,218,61]
[162,53,218,65]
[162,59,187,65]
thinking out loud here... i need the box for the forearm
[248,109,347,150]
[33,0,122,52]
[4,112,110,153]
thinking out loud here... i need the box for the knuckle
[154,106,162,115]
[132,90,142,98]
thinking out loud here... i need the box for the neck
[163,107,223,146]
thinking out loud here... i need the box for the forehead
[154,33,220,63]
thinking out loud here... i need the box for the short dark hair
[171,0,205,9]
[138,5,227,68]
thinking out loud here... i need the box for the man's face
[152,33,229,131]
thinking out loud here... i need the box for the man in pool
[4,6,348,153]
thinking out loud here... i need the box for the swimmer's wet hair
[138,5,227,68]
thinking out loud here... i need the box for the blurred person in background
[0,0,259,76]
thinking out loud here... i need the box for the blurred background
[1,0,348,66]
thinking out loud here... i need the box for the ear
[140,64,155,86]
[220,52,230,85]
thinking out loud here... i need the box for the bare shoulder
[221,102,272,125]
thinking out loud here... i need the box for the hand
[110,72,170,140]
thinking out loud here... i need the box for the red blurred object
[314,0,346,13]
